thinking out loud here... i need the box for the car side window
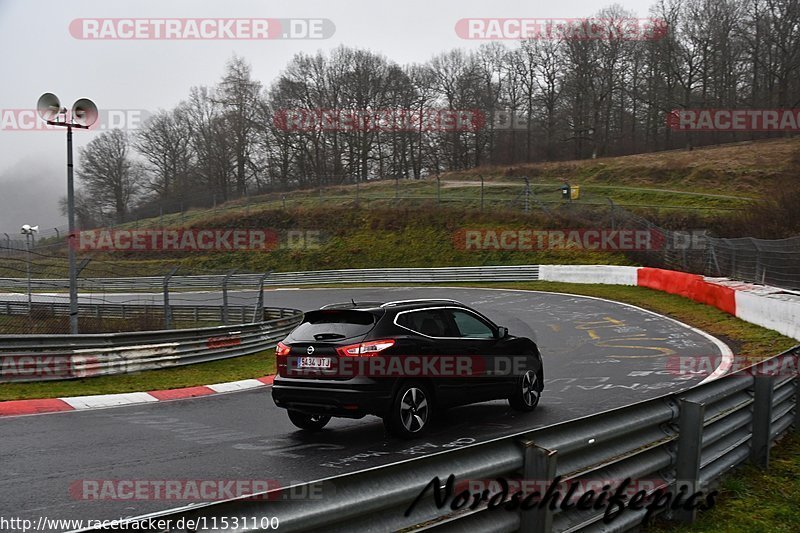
[449,309,495,339]
[397,309,456,337]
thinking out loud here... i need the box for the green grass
[111,176,748,227]
[0,207,639,279]
[451,137,800,197]
[0,350,274,401]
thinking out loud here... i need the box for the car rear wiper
[313,333,347,340]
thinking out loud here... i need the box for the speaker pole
[67,123,79,335]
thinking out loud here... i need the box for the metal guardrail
[70,346,799,533]
[0,265,541,291]
[0,306,302,383]
[0,301,268,325]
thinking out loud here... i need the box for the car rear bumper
[272,375,394,418]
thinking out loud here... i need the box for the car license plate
[297,357,332,369]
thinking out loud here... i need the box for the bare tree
[135,104,196,202]
[76,129,140,223]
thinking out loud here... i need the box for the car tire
[508,370,541,412]
[384,382,432,439]
[287,410,331,431]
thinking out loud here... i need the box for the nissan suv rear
[271,299,544,438]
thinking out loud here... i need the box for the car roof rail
[319,301,384,310]
[379,298,465,308]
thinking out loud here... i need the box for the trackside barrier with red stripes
[539,264,797,341]
[637,267,737,315]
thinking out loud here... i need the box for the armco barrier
[0,306,302,383]
[0,301,264,325]
[69,346,799,533]
[0,265,541,291]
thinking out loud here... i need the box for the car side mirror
[496,326,509,339]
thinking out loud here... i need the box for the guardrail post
[222,269,238,325]
[163,267,178,329]
[674,398,705,523]
[795,351,800,433]
[751,375,776,467]
[518,439,556,533]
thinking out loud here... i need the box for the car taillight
[336,339,395,357]
[276,342,291,356]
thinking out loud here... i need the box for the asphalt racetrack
[0,287,730,527]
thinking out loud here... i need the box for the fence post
[163,267,179,329]
[607,197,616,230]
[523,177,531,214]
[252,272,271,323]
[751,375,776,467]
[222,269,238,325]
[436,176,441,206]
[480,176,484,212]
[708,242,722,276]
[518,440,556,533]
[674,398,705,523]
[355,179,360,207]
[395,176,399,199]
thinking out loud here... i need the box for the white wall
[539,265,639,286]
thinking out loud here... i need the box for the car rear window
[290,310,378,341]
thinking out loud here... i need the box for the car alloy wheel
[400,387,429,433]
[509,369,541,412]
[521,370,539,407]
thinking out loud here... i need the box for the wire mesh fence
[597,204,800,290]
[0,259,275,334]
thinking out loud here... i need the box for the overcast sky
[0,0,655,233]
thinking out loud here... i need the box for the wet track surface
[0,287,728,526]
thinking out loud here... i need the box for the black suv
[272,299,544,438]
